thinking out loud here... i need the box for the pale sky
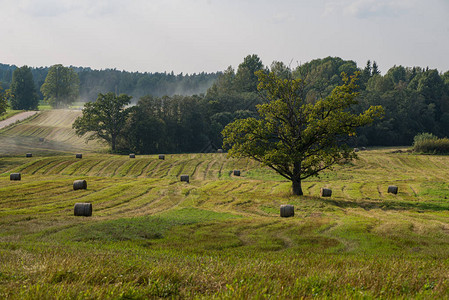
[1,0,448,74]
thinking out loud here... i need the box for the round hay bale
[233,170,241,176]
[74,203,92,217]
[180,175,189,183]
[159,154,165,160]
[10,173,21,181]
[320,188,332,197]
[73,179,87,190]
[129,153,135,158]
[76,153,82,159]
[388,185,398,194]
[217,149,223,153]
[361,147,367,151]
[26,153,32,158]
[354,148,360,152]
[280,205,294,218]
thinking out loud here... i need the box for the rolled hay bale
[233,170,241,176]
[159,154,165,160]
[180,175,190,183]
[26,153,32,158]
[76,153,82,159]
[354,148,360,152]
[129,153,135,158]
[10,173,21,181]
[388,185,398,194]
[217,149,223,153]
[74,203,92,217]
[361,147,367,151]
[73,179,87,190]
[320,188,332,197]
[280,205,294,218]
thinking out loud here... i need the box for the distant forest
[0,63,219,101]
[1,56,449,151]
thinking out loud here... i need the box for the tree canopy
[41,64,80,108]
[0,84,7,115]
[222,71,383,195]
[73,92,131,151]
[9,66,38,110]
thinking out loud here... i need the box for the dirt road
[0,111,39,130]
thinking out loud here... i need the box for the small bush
[413,133,449,154]
[413,132,438,145]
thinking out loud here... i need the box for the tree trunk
[292,162,303,196]
[111,135,116,151]
[292,178,303,196]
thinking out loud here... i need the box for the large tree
[222,71,383,196]
[72,92,131,151]
[0,84,8,115]
[41,64,79,108]
[9,66,38,110]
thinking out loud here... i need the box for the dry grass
[1,113,449,298]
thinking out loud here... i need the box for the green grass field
[1,110,449,298]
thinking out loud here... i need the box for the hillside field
[1,110,449,298]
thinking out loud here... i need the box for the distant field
[1,111,449,298]
[0,109,106,155]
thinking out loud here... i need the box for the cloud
[270,12,295,24]
[324,0,414,19]
[15,0,126,18]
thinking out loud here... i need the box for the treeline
[114,55,449,153]
[0,63,218,101]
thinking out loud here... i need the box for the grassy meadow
[1,110,449,298]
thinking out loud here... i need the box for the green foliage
[413,132,438,145]
[0,84,8,115]
[73,92,131,151]
[223,71,384,195]
[40,64,80,108]
[413,133,449,154]
[8,66,38,110]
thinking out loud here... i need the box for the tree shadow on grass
[314,197,449,212]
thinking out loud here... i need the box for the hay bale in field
[26,153,32,158]
[388,185,398,194]
[354,148,360,152]
[129,153,135,158]
[74,203,92,217]
[73,179,87,190]
[180,175,189,183]
[217,149,223,153]
[10,173,21,181]
[361,147,367,151]
[159,154,165,160]
[233,170,241,176]
[280,205,294,217]
[76,153,82,159]
[320,188,332,197]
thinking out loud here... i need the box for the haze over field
[1,0,448,73]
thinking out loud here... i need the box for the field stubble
[1,110,449,298]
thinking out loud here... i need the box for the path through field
[0,111,39,129]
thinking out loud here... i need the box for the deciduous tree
[0,84,8,115]
[41,64,79,108]
[222,71,383,196]
[73,92,131,151]
[9,66,38,110]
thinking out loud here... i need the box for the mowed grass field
[1,111,449,298]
